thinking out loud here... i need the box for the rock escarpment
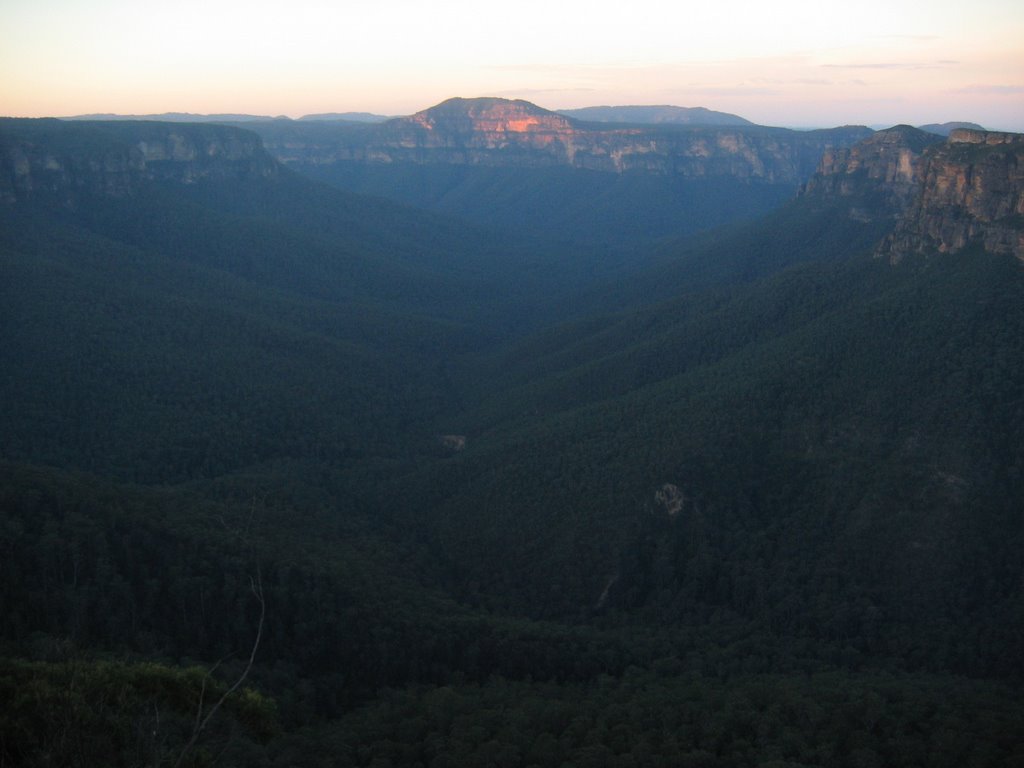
[801,126,943,220]
[880,130,1024,261]
[802,126,1024,260]
[250,97,872,185]
[0,119,278,203]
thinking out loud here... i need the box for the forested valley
[1,117,1022,767]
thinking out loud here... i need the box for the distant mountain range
[63,103,754,126]
[46,98,1007,258]
[62,101,988,135]
[297,112,391,122]
[245,97,869,180]
[63,111,289,122]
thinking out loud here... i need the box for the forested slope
[400,250,1024,674]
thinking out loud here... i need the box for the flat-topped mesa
[377,97,581,158]
[879,129,1024,261]
[0,119,278,203]
[407,97,577,135]
[947,128,1024,146]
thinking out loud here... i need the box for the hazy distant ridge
[298,112,391,123]
[62,112,287,123]
[557,104,754,126]
[918,121,986,136]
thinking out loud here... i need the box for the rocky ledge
[0,119,278,203]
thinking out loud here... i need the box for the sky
[1,0,1022,130]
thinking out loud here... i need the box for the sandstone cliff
[0,119,278,204]
[802,126,1024,261]
[800,125,943,221]
[248,97,872,185]
[880,130,1024,261]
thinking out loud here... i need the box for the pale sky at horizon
[2,0,1022,130]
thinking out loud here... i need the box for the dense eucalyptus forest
[1,117,1022,766]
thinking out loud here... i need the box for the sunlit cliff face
[410,99,577,135]
[463,101,574,134]
[399,98,587,155]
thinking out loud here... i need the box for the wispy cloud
[822,60,957,70]
[751,77,833,86]
[875,34,940,41]
[953,84,1024,95]
[485,61,651,74]
[492,87,597,97]
[667,86,780,98]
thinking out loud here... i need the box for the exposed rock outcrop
[800,126,943,221]
[655,483,687,518]
[438,434,467,452]
[802,125,1024,261]
[880,130,1024,261]
[0,119,278,204]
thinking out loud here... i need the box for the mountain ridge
[244,96,873,184]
